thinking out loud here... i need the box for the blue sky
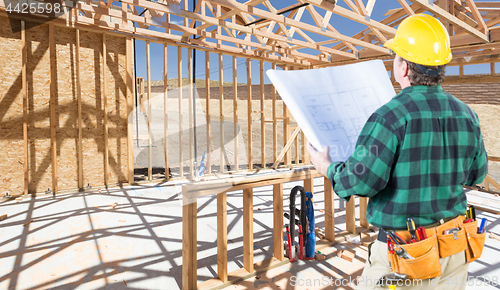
[131,0,499,84]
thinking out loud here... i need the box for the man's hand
[306,142,332,177]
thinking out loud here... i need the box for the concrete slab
[0,178,499,290]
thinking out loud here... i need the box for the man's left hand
[306,142,332,177]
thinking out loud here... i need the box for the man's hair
[404,59,446,86]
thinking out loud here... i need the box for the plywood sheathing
[104,34,128,185]
[27,22,52,194]
[55,26,78,191]
[0,17,23,195]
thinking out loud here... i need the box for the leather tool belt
[380,215,486,280]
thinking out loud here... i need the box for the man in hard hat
[308,14,488,289]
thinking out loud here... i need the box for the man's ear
[401,60,409,78]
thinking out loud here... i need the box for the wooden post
[346,197,356,234]
[217,191,228,282]
[103,33,110,185]
[294,131,299,164]
[360,197,369,228]
[273,182,284,261]
[188,48,194,177]
[459,65,464,77]
[272,63,277,163]
[164,44,169,179]
[243,188,254,273]
[247,59,252,169]
[219,53,224,173]
[182,191,197,290]
[283,70,290,166]
[300,132,305,165]
[491,62,496,76]
[146,40,152,181]
[49,23,58,193]
[22,20,28,195]
[304,177,313,194]
[206,51,212,175]
[126,37,134,184]
[260,61,265,168]
[233,56,239,171]
[324,177,335,241]
[178,47,184,178]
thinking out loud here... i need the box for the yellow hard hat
[384,14,452,66]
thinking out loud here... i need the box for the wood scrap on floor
[0,214,7,221]
[22,219,32,226]
[489,232,500,242]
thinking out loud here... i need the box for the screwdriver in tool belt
[406,217,418,243]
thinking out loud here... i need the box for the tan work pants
[355,240,469,290]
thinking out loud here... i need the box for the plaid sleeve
[327,114,399,202]
[465,132,488,186]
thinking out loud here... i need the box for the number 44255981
[6,2,62,14]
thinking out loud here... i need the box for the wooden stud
[273,182,284,261]
[182,191,197,290]
[219,53,225,173]
[491,62,496,76]
[460,65,464,77]
[103,33,110,185]
[260,61,265,168]
[283,68,290,166]
[233,56,239,171]
[346,197,356,234]
[146,40,152,181]
[22,20,28,195]
[217,191,228,282]
[206,51,212,175]
[49,23,58,193]
[300,132,305,165]
[164,44,169,179]
[272,63,277,163]
[243,188,254,273]
[126,37,134,184]
[188,48,194,177]
[178,47,184,178]
[294,129,299,165]
[247,59,252,169]
[360,197,369,228]
[324,177,335,241]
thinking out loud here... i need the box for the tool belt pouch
[387,234,442,280]
[436,217,467,258]
[461,220,486,263]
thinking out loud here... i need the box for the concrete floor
[0,178,499,290]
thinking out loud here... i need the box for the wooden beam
[346,196,356,234]
[283,96,290,166]
[103,33,110,185]
[178,47,184,178]
[397,0,415,15]
[360,197,369,228]
[219,53,225,173]
[272,126,301,169]
[247,59,252,170]
[49,23,57,193]
[164,44,169,179]
[22,20,28,195]
[459,64,464,76]
[182,193,197,290]
[465,0,488,34]
[206,51,212,175]
[273,182,284,261]
[491,62,496,75]
[410,0,489,42]
[272,63,277,164]
[77,29,85,188]
[324,176,335,241]
[233,56,239,171]
[146,40,152,181]
[260,61,265,168]
[304,177,313,194]
[217,191,228,282]
[243,188,254,273]
[188,48,194,177]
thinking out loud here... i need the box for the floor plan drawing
[267,60,396,162]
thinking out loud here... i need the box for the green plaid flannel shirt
[326,85,488,229]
